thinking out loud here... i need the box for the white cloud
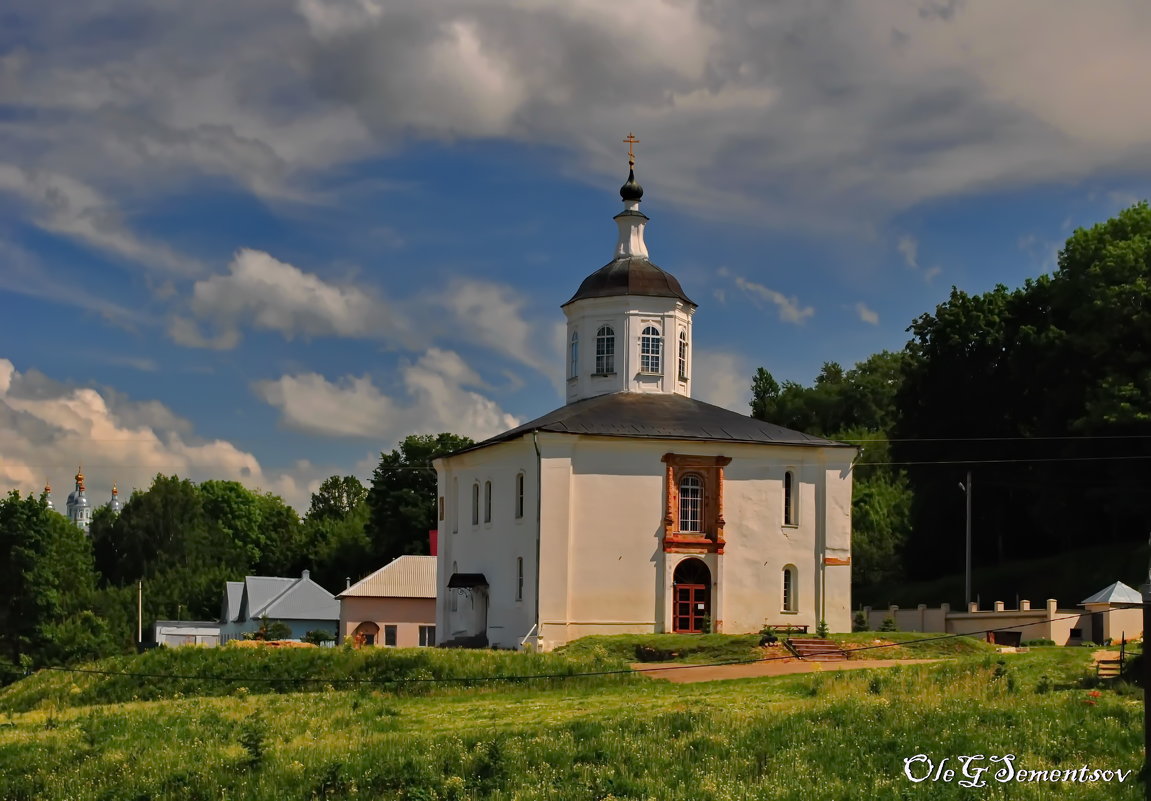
[692,349,752,412]
[0,165,201,276]
[176,248,408,348]
[0,358,321,513]
[718,267,814,325]
[252,348,520,442]
[897,235,920,270]
[855,303,880,325]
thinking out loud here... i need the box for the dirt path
[631,658,942,683]
[1092,649,1121,663]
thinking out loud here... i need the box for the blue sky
[1,0,1150,513]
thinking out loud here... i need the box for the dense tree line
[0,433,473,674]
[751,201,1151,601]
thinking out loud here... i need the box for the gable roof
[447,392,851,457]
[338,555,437,599]
[222,581,245,623]
[228,572,339,623]
[1080,580,1143,606]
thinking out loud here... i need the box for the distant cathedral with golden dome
[43,467,123,535]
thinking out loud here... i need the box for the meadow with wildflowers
[0,643,1141,800]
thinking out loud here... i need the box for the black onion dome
[620,168,643,201]
[563,256,697,307]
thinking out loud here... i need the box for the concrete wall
[861,599,1140,646]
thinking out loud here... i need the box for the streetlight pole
[960,471,973,607]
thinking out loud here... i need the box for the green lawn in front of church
[0,645,1139,800]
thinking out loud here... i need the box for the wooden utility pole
[137,580,143,648]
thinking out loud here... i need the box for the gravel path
[630,658,942,683]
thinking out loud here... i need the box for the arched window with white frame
[678,474,703,533]
[640,325,662,374]
[471,483,480,526]
[782,565,798,612]
[595,325,615,374]
[678,330,689,380]
[569,332,579,378]
[783,470,797,526]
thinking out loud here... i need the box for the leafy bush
[852,611,868,632]
[556,634,761,664]
[879,616,898,632]
[1022,639,1055,647]
[302,630,335,646]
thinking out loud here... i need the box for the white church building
[435,148,856,651]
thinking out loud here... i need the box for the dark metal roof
[447,392,852,457]
[620,167,643,201]
[447,573,489,589]
[563,256,697,307]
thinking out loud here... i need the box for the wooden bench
[765,624,808,635]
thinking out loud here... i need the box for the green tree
[0,491,113,667]
[308,476,367,521]
[366,433,474,563]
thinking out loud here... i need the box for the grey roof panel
[448,392,851,457]
[1080,581,1143,606]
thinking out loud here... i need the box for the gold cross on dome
[623,132,639,165]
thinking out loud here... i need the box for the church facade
[434,150,855,651]
[44,467,123,535]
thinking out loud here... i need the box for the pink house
[337,555,437,647]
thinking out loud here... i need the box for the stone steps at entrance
[787,637,847,662]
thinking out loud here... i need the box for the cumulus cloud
[252,347,520,442]
[173,248,411,349]
[4,0,1151,250]
[0,358,324,512]
[718,267,814,325]
[855,303,880,325]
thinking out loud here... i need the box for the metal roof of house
[447,392,851,457]
[338,555,437,599]
[222,581,245,623]
[1080,581,1143,606]
[253,571,339,621]
[242,576,296,619]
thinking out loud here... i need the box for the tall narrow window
[569,332,579,378]
[782,565,797,612]
[484,481,492,523]
[678,474,703,533]
[678,330,689,380]
[419,625,436,647]
[384,625,397,647]
[783,471,797,526]
[471,483,480,526]
[515,472,525,519]
[640,326,662,373]
[516,556,524,601]
[595,325,615,374]
[452,477,459,533]
[438,496,445,521]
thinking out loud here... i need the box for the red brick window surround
[661,453,731,553]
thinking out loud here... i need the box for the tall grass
[0,644,636,712]
[0,647,1140,800]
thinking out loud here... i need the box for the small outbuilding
[1080,581,1144,644]
[338,555,437,647]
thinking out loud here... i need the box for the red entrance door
[672,558,712,633]
[674,584,709,633]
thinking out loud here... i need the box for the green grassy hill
[0,646,1139,800]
